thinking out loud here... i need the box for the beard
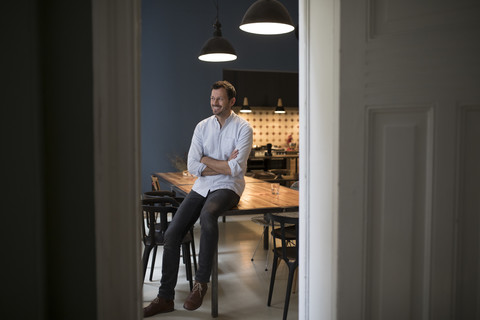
[211,105,223,114]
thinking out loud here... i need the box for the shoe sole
[183,303,201,311]
[143,304,174,317]
[144,308,174,317]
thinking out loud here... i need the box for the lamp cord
[212,0,222,35]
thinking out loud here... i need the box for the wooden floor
[142,215,299,319]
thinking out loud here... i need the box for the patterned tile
[235,108,299,148]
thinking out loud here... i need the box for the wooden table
[154,172,299,317]
[154,171,262,189]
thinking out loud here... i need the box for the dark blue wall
[141,0,299,192]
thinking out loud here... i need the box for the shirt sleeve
[187,123,207,177]
[228,122,253,177]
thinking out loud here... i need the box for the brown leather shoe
[143,297,174,317]
[183,281,208,311]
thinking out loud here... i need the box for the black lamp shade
[199,19,237,62]
[240,105,252,113]
[240,97,252,113]
[240,0,295,35]
[199,36,237,62]
[275,97,286,113]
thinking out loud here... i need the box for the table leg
[212,244,218,317]
[263,225,269,250]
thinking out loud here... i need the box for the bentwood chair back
[141,197,195,289]
[143,190,176,199]
[267,213,299,320]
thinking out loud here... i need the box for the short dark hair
[212,80,236,100]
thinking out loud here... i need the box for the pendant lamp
[240,97,252,113]
[239,0,295,35]
[274,98,286,114]
[198,1,237,62]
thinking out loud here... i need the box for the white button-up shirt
[187,112,253,197]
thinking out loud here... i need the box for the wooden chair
[141,197,196,289]
[267,213,299,320]
[151,175,161,191]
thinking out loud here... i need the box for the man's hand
[200,166,219,176]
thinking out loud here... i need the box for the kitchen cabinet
[223,69,298,108]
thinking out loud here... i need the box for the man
[144,80,253,317]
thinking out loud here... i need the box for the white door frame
[91,0,341,319]
[299,0,340,319]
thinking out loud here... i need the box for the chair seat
[251,215,284,226]
[272,225,296,240]
[145,224,192,247]
[273,247,297,262]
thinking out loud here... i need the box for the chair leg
[142,245,154,281]
[267,255,279,306]
[190,228,198,272]
[282,265,297,320]
[182,243,193,290]
[149,246,158,281]
[264,245,270,271]
[292,268,298,294]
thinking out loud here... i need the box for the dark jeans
[157,189,240,300]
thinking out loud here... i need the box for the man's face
[210,88,235,118]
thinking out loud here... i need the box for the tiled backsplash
[234,107,299,149]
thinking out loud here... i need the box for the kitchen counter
[247,152,299,179]
[249,154,299,159]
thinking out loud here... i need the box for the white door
[338,0,480,319]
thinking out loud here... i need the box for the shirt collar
[214,110,235,127]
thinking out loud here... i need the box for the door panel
[456,105,480,318]
[366,106,433,320]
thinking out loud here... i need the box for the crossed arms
[200,149,239,176]
[187,120,253,178]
